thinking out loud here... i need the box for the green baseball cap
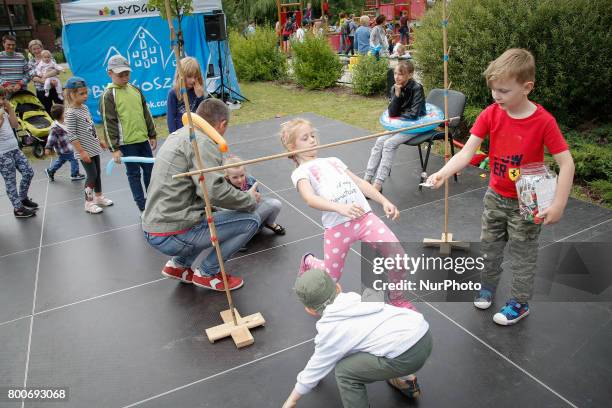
[294,269,338,314]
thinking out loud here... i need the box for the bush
[291,35,343,90]
[352,55,389,96]
[229,27,287,82]
[53,51,65,64]
[561,142,611,182]
[413,0,611,126]
[588,179,612,205]
[463,105,482,128]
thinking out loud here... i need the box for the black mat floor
[1,113,611,408]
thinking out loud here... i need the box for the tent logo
[99,7,116,16]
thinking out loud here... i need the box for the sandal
[265,223,286,235]
[387,376,421,399]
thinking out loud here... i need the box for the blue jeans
[399,26,409,44]
[119,141,153,211]
[49,151,80,176]
[144,210,261,276]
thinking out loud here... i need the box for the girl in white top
[281,118,414,309]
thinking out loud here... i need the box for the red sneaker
[192,271,244,291]
[162,260,194,283]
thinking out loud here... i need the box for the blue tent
[61,0,243,123]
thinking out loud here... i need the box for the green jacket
[100,82,156,150]
[141,126,257,233]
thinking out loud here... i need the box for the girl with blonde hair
[166,56,206,132]
[280,118,415,311]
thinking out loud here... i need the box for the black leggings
[81,155,102,193]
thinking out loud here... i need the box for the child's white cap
[107,55,131,73]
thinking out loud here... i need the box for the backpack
[341,20,351,36]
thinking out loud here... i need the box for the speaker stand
[211,40,249,103]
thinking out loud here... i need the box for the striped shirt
[65,105,102,159]
[0,51,30,85]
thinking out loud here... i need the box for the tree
[148,0,194,56]
[222,0,365,28]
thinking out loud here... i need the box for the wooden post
[422,0,469,256]
[162,0,264,348]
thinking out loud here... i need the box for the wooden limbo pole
[172,117,458,179]
[422,0,469,256]
[163,0,264,349]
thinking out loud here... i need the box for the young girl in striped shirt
[64,77,113,214]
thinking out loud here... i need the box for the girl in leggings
[64,77,113,214]
[280,118,414,310]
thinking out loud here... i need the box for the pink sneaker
[94,195,114,207]
[84,200,103,214]
[298,253,315,276]
[161,260,194,283]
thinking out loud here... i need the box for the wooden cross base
[423,233,470,256]
[205,308,266,349]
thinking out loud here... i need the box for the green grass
[229,82,388,132]
[141,81,388,139]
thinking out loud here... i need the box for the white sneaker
[85,200,103,214]
[94,195,114,207]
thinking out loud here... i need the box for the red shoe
[162,260,194,283]
[192,270,244,291]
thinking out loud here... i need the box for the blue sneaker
[473,288,493,310]
[493,299,529,325]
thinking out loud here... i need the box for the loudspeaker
[204,12,226,41]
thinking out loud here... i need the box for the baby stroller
[10,90,53,158]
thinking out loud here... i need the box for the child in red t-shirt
[427,48,575,326]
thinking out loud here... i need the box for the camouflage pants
[480,189,541,303]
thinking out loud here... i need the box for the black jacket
[388,79,426,119]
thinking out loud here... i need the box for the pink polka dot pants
[305,212,415,310]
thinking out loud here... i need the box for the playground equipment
[363,0,427,22]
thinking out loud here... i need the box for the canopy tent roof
[61,0,222,25]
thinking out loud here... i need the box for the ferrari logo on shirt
[508,168,520,181]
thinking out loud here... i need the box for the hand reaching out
[425,172,445,189]
[383,201,400,220]
[112,150,122,164]
[337,202,365,219]
[248,181,261,203]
